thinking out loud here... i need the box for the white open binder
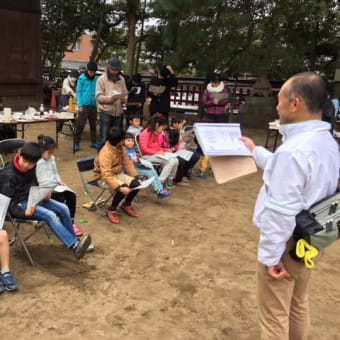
[193,123,257,183]
[194,123,252,156]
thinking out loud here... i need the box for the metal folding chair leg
[7,215,52,266]
[77,157,116,216]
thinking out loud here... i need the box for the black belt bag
[293,192,340,251]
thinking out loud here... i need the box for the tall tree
[145,0,339,80]
[41,0,94,79]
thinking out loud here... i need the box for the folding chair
[0,138,26,168]
[0,139,54,265]
[6,213,53,266]
[76,156,115,216]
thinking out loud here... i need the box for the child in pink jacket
[138,113,178,188]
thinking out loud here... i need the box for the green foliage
[41,0,339,81]
[41,0,95,79]
[145,0,339,80]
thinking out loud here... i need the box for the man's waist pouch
[293,191,340,251]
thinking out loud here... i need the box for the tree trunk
[126,1,139,77]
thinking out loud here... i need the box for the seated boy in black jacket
[0,142,91,261]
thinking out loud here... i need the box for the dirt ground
[1,121,340,340]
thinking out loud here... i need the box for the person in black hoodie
[126,73,146,127]
[148,65,177,122]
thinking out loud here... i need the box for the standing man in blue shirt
[241,72,339,339]
[75,61,98,152]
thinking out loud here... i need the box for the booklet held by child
[27,186,56,208]
[0,194,11,229]
[131,176,155,190]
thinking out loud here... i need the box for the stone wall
[238,96,278,129]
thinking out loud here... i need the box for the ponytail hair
[148,113,168,132]
[37,134,57,152]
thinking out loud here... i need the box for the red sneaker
[121,205,138,217]
[107,210,120,224]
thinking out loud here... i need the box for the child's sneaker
[121,205,139,217]
[73,224,83,236]
[107,209,120,224]
[157,189,172,199]
[166,177,175,189]
[73,235,92,260]
[1,272,18,292]
[201,172,209,179]
[86,243,95,252]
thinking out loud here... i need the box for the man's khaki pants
[257,240,312,340]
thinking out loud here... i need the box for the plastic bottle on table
[39,103,44,116]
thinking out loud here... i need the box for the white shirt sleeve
[257,151,308,266]
[252,146,273,170]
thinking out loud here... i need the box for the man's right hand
[266,262,290,280]
[240,136,256,152]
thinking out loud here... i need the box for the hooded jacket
[0,154,38,219]
[93,141,138,190]
[96,72,128,116]
[77,72,98,108]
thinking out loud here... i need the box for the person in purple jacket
[202,74,231,123]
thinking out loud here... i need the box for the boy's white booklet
[193,123,251,156]
[132,176,155,190]
[27,186,56,208]
[0,194,10,229]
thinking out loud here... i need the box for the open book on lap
[27,186,56,208]
[54,185,75,193]
[155,150,193,161]
[155,152,177,161]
